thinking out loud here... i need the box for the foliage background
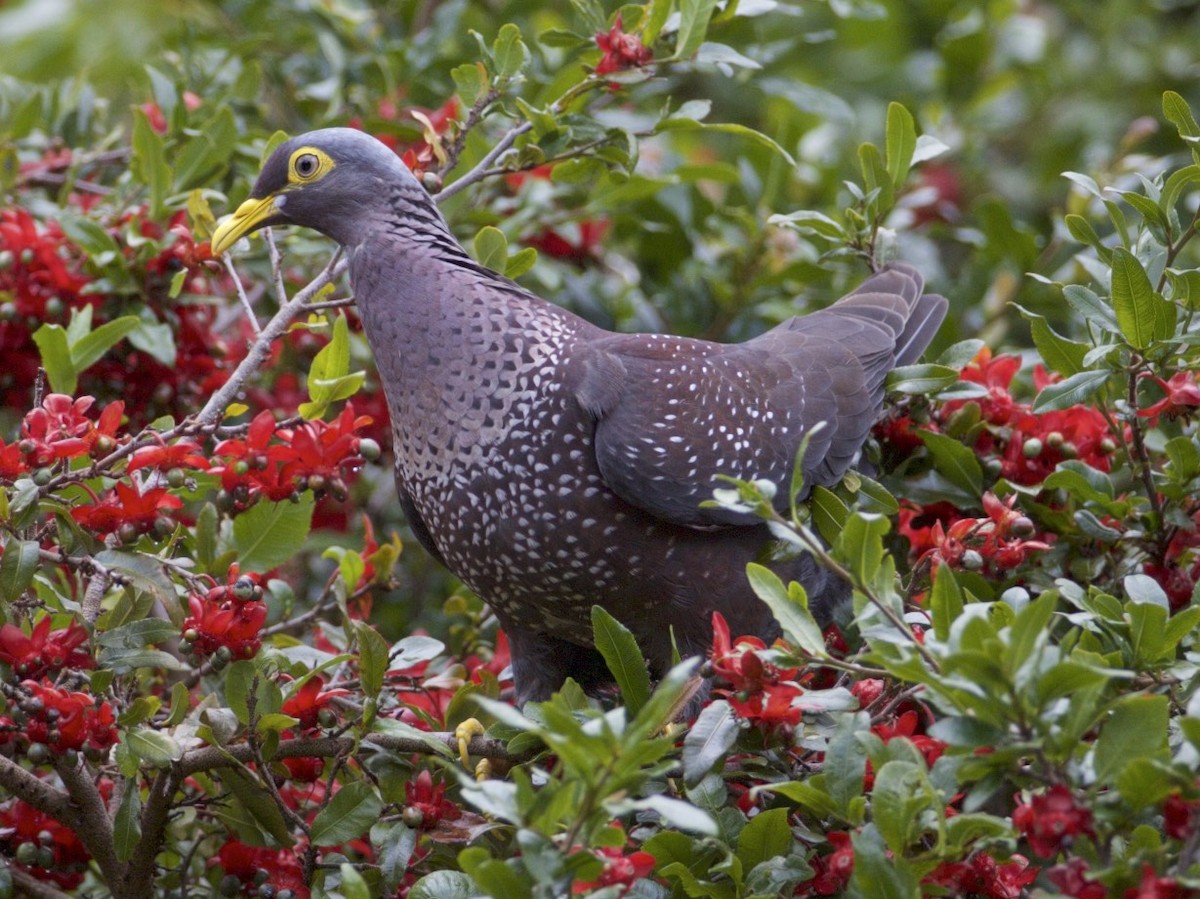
[1,0,1200,897]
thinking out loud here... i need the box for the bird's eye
[294,153,320,179]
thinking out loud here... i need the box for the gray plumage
[213,128,949,703]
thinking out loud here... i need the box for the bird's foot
[455,717,486,769]
[474,758,492,781]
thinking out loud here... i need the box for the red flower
[572,845,656,895]
[214,839,309,899]
[20,394,124,467]
[1124,864,1197,899]
[70,480,182,535]
[0,680,117,755]
[1140,371,1200,423]
[0,617,93,678]
[1012,784,1095,858]
[798,831,854,896]
[281,676,351,731]
[923,852,1036,899]
[126,439,210,472]
[850,678,886,708]
[181,570,267,661]
[0,795,91,888]
[1164,792,1200,840]
[527,219,611,265]
[403,769,462,831]
[709,612,803,730]
[1046,857,1107,899]
[594,15,653,76]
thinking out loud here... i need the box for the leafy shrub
[0,1,1198,897]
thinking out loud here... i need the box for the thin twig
[222,254,263,336]
[196,251,346,429]
[265,228,290,305]
[433,120,533,203]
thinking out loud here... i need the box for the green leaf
[1063,284,1120,334]
[920,431,983,495]
[233,492,315,572]
[474,225,509,272]
[631,794,718,834]
[857,141,893,211]
[221,765,296,846]
[850,825,919,899]
[929,565,964,642]
[32,323,76,394]
[591,605,652,715]
[129,319,177,367]
[1164,90,1200,165]
[339,863,371,899]
[885,363,959,395]
[94,550,180,623]
[737,807,792,872]
[871,760,926,854]
[675,0,719,59]
[683,699,738,786]
[310,780,384,846]
[131,107,171,218]
[113,783,142,862]
[123,727,182,767]
[301,312,364,419]
[1033,369,1110,413]
[504,246,538,279]
[408,871,477,899]
[1094,693,1169,785]
[70,315,140,372]
[1015,305,1088,377]
[810,485,849,544]
[0,539,40,603]
[836,513,890,591]
[491,23,530,79]
[355,620,390,699]
[451,62,489,107]
[1111,248,1158,349]
[745,563,826,656]
[657,116,795,166]
[885,102,916,190]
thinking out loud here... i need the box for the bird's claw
[474,758,492,781]
[455,717,485,769]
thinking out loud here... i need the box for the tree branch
[0,756,77,826]
[194,251,346,430]
[53,757,124,888]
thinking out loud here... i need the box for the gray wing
[567,264,948,527]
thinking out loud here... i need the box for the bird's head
[211,128,423,255]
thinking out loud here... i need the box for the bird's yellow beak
[210,194,282,256]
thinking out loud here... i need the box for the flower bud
[1022,438,1043,459]
[167,467,187,488]
[358,438,382,462]
[32,468,53,487]
[118,522,141,545]
[1099,437,1117,454]
[1012,516,1036,537]
[26,743,50,765]
[233,576,257,601]
[15,842,38,865]
[93,435,115,455]
[1045,431,1064,448]
[402,805,425,829]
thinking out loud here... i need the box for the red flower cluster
[1164,791,1200,841]
[70,479,182,537]
[923,852,1036,898]
[0,680,116,755]
[1012,784,1095,858]
[0,796,92,889]
[709,612,803,730]
[1046,857,1107,899]
[0,617,93,678]
[798,831,854,896]
[403,769,462,832]
[210,405,373,509]
[952,348,1113,485]
[572,844,656,896]
[594,16,653,76]
[1124,865,1197,899]
[905,491,1051,576]
[214,838,307,899]
[18,393,123,469]
[868,709,946,782]
[0,208,92,321]
[181,570,267,661]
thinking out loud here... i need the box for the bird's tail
[827,262,949,366]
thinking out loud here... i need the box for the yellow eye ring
[288,147,335,183]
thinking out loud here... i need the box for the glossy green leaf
[885,102,916,189]
[682,699,738,786]
[0,539,39,603]
[675,0,718,59]
[591,605,651,715]
[310,780,384,846]
[233,491,315,572]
